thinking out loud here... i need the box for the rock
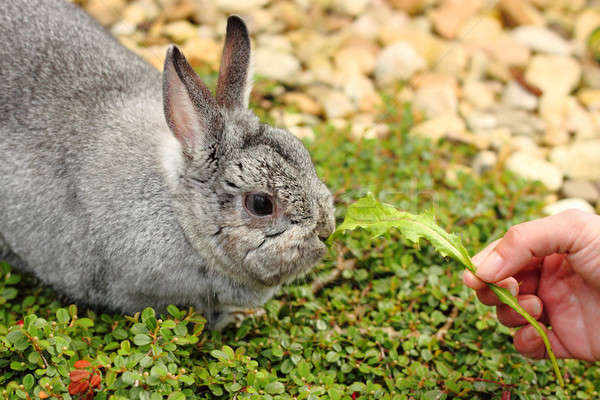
[351,13,382,41]
[433,42,468,75]
[181,37,221,69]
[499,0,545,27]
[505,151,563,191]
[502,81,538,110]
[430,0,483,39]
[550,140,600,180]
[564,97,598,140]
[287,126,315,141]
[374,42,426,86]
[413,82,458,117]
[575,9,600,44]
[334,41,378,75]
[388,0,426,14]
[511,26,571,56]
[542,198,595,215]
[463,81,496,110]
[582,62,600,89]
[332,0,370,16]
[467,111,498,131]
[85,0,127,26]
[253,48,301,84]
[162,20,198,43]
[122,0,160,26]
[472,150,498,175]
[541,127,569,146]
[316,89,357,119]
[214,0,269,13]
[524,55,581,95]
[282,92,322,115]
[350,114,390,139]
[578,89,600,110]
[510,135,545,158]
[492,106,546,137]
[344,74,380,112]
[410,114,465,141]
[562,180,600,203]
[256,35,293,53]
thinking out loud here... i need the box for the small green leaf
[264,381,285,394]
[132,334,152,346]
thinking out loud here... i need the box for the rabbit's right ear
[163,46,223,151]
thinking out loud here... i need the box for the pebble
[463,81,496,110]
[574,9,600,44]
[332,0,370,17]
[502,81,538,110]
[413,82,458,117]
[317,88,357,119]
[511,26,571,56]
[253,48,301,84]
[374,42,426,86]
[214,0,269,13]
[162,20,198,43]
[550,140,600,180]
[561,180,600,203]
[542,198,595,215]
[85,0,127,26]
[524,55,582,95]
[431,0,483,39]
[499,0,545,27]
[181,37,221,69]
[505,151,563,191]
[472,150,498,175]
[410,114,465,141]
[283,92,322,115]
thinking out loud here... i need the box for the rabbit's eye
[244,193,274,216]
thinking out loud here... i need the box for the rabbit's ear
[163,46,223,150]
[215,15,252,110]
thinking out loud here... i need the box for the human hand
[463,210,600,362]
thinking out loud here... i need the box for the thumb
[476,210,597,283]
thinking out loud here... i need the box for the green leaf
[75,318,94,328]
[330,193,564,388]
[132,334,152,346]
[264,381,285,394]
[56,308,70,324]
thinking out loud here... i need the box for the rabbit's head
[161,16,335,289]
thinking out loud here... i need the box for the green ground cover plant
[1,91,600,399]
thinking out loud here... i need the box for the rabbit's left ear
[216,15,252,110]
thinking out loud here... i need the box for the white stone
[472,150,497,175]
[332,0,370,16]
[410,114,465,141]
[413,84,457,117]
[502,81,538,111]
[215,0,269,13]
[253,48,301,84]
[505,151,563,190]
[463,81,496,110]
[542,198,595,215]
[374,42,426,86]
[524,55,581,95]
[511,26,571,56]
[562,180,600,203]
[550,141,600,180]
[318,89,357,119]
[287,126,315,141]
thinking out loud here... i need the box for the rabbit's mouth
[242,234,327,287]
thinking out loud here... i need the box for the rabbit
[0,0,335,329]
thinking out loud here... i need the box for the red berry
[74,360,91,369]
[69,369,91,383]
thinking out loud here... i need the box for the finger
[476,277,519,306]
[496,295,542,327]
[462,269,487,290]
[513,269,540,295]
[514,324,573,359]
[471,239,501,266]
[476,210,591,283]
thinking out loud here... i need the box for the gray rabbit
[0,0,335,329]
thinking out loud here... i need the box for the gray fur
[0,1,334,329]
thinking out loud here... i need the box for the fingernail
[476,251,503,282]
[521,297,542,317]
[508,283,518,297]
[521,325,539,342]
